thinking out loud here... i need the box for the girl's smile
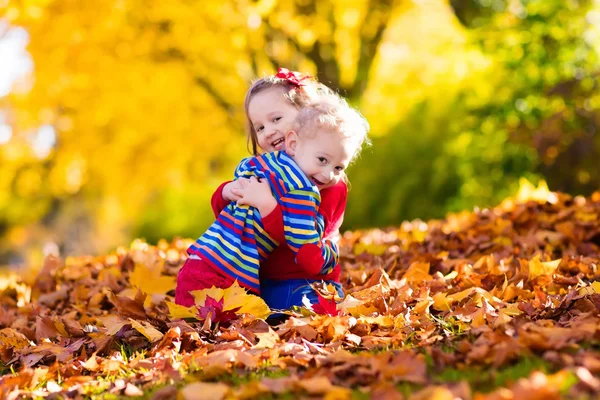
[248,88,300,153]
[271,137,285,150]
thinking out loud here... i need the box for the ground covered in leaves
[2,187,600,399]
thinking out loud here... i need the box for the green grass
[208,365,290,387]
[434,356,551,392]
[0,361,16,377]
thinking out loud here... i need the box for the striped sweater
[188,151,339,294]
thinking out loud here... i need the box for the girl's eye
[318,157,327,164]
[273,117,282,123]
[256,126,264,132]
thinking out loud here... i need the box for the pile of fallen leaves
[1,183,600,399]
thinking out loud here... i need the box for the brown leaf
[296,376,334,395]
[179,382,229,400]
[35,316,60,341]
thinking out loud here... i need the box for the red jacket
[211,180,347,281]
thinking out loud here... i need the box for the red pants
[174,257,235,307]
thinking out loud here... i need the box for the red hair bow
[275,68,312,86]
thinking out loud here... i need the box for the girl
[196,69,369,310]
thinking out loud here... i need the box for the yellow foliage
[0,0,478,261]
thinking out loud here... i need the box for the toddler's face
[248,88,299,152]
[285,128,357,190]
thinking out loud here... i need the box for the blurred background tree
[0,0,599,265]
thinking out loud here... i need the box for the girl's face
[248,88,300,152]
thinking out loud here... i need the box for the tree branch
[348,0,395,100]
[194,75,237,117]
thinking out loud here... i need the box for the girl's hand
[234,177,277,216]
[222,179,249,202]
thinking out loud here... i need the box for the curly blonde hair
[293,95,371,163]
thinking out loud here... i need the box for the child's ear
[285,131,299,156]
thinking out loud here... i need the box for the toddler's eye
[273,117,282,123]
[318,157,327,164]
[335,166,344,172]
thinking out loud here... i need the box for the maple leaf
[302,293,340,316]
[197,296,240,324]
[191,281,271,319]
[128,262,176,296]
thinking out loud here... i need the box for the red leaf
[197,296,240,324]
[310,293,340,316]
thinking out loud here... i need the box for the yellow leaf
[191,286,226,305]
[402,262,432,283]
[579,281,600,296]
[433,288,475,311]
[166,301,199,319]
[129,263,176,296]
[324,387,352,400]
[409,386,455,400]
[338,294,380,317]
[98,266,122,281]
[358,315,394,328]
[498,303,523,316]
[0,328,31,350]
[516,178,557,205]
[128,319,163,342]
[353,242,387,255]
[191,281,271,319]
[528,255,561,281]
[432,292,450,311]
[223,284,271,319]
[471,308,486,328]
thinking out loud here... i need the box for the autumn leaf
[128,263,176,296]
[179,382,230,400]
[191,281,271,319]
[0,328,31,350]
[166,301,199,319]
[338,294,379,316]
[402,262,432,283]
[197,296,239,325]
[303,293,340,316]
[527,255,562,281]
[579,281,600,296]
[128,319,164,342]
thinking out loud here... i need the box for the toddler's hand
[222,179,249,202]
[234,177,277,216]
